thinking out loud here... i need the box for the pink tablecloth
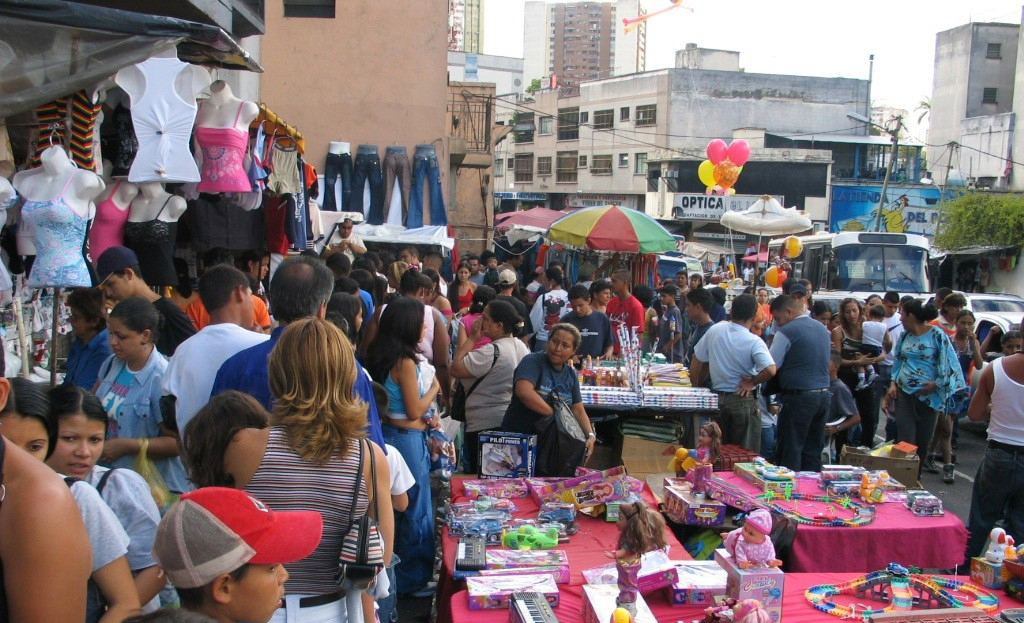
[449,572,1020,623]
[716,472,968,573]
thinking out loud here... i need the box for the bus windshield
[833,244,928,292]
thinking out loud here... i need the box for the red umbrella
[743,251,769,262]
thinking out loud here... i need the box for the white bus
[767,231,931,295]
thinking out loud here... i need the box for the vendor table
[715,472,968,573]
[448,572,1020,623]
[437,477,691,623]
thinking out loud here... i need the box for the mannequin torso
[328,141,351,155]
[89,165,139,260]
[197,81,259,130]
[128,182,186,223]
[194,81,258,193]
[123,182,183,286]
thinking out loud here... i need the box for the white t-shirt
[67,476,131,572]
[164,323,269,435]
[385,443,415,496]
[862,320,887,348]
[460,336,531,432]
[328,231,364,261]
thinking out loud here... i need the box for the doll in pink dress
[723,508,781,569]
[605,502,667,616]
[686,421,722,494]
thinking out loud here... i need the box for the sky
[481,0,1023,141]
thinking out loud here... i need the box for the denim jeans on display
[383,149,411,225]
[775,390,831,471]
[351,153,385,224]
[965,445,1024,561]
[323,152,353,212]
[381,425,434,594]
[409,154,447,227]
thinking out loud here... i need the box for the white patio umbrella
[720,195,812,285]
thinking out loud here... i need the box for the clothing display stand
[49,289,59,386]
[11,297,29,378]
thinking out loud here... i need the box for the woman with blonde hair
[206,317,393,623]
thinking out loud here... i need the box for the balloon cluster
[698,139,750,195]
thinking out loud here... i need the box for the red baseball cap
[153,487,323,588]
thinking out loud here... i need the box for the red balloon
[707,139,728,164]
[728,140,751,166]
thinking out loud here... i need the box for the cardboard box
[478,432,537,479]
[484,549,570,584]
[605,493,645,521]
[664,488,726,526]
[462,478,529,499]
[665,561,728,606]
[582,549,679,593]
[733,463,795,493]
[840,445,920,489]
[582,584,657,623]
[714,549,784,623]
[528,466,636,508]
[970,557,1003,589]
[620,436,680,481]
[466,573,559,609]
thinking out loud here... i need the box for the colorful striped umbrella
[545,205,676,254]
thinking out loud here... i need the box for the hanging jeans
[323,152,353,212]
[351,150,384,225]
[382,147,411,225]
[381,424,433,595]
[409,146,447,227]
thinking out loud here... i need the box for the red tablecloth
[715,472,968,573]
[437,477,691,623]
[449,572,1021,623]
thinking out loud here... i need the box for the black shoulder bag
[533,362,588,477]
[451,343,500,422]
[336,439,385,590]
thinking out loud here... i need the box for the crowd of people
[0,240,1022,623]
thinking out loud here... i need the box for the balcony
[448,82,495,168]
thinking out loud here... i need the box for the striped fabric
[32,97,68,166]
[245,427,368,595]
[70,91,102,171]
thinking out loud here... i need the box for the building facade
[523,0,646,88]
[448,51,525,96]
[449,0,483,53]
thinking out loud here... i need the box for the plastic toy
[859,471,889,504]
[668,447,697,474]
[610,606,631,623]
[723,508,781,569]
[758,491,876,527]
[607,501,668,616]
[731,599,772,623]
[501,525,560,550]
[987,527,1011,564]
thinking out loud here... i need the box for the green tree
[525,78,542,95]
[933,192,1024,251]
[915,98,931,125]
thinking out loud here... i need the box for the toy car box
[466,573,559,609]
[714,549,784,623]
[478,432,537,479]
[665,560,729,606]
[485,549,570,584]
[461,478,529,499]
[733,462,795,494]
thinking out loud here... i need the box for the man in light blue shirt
[691,294,776,453]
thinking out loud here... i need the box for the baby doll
[723,508,781,569]
[605,502,668,615]
[731,599,771,623]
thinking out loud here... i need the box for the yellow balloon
[612,607,632,623]
[785,236,803,258]
[765,266,781,288]
[698,160,716,188]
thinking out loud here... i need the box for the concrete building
[448,81,500,254]
[523,0,646,88]
[448,51,525,95]
[675,43,739,72]
[449,0,483,53]
[928,20,1019,186]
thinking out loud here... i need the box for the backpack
[541,293,564,332]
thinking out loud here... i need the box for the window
[514,113,535,143]
[538,116,554,135]
[618,153,629,168]
[578,154,588,168]
[591,154,613,175]
[514,154,534,182]
[537,156,553,176]
[620,106,630,121]
[495,158,504,176]
[634,153,648,175]
[283,0,335,18]
[593,109,614,130]
[579,111,590,124]
[983,88,998,104]
[635,104,657,126]
[557,151,579,183]
[987,43,1002,59]
[557,107,580,140]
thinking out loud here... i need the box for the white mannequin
[197,81,259,130]
[328,141,351,155]
[12,146,101,221]
[97,159,139,210]
[128,182,186,223]
[114,48,210,103]
[0,176,13,230]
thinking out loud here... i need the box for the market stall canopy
[505,224,547,247]
[546,205,676,254]
[353,223,455,251]
[719,195,812,237]
[742,251,769,262]
[0,0,262,118]
[494,207,575,232]
[678,240,738,265]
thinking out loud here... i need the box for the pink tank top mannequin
[89,180,134,260]
[195,102,252,192]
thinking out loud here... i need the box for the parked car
[961,292,1024,346]
[656,255,704,286]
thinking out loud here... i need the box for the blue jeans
[376,553,401,623]
[381,425,434,594]
[775,390,831,471]
[409,154,447,227]
[352,153,385,224]
[760,424,777,463]
[966,445,1024,561]
[323,152,353,212]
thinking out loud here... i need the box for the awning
[936,245,1017,258]
[679,240,738,264]
[0,0,262,118]
[495,207,575,232]
[768,132,924,148]
[353,224,456,251]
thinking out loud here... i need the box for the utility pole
[873,115,902,232]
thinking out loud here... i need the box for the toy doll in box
[723,509,781,569]
[606,502,667,616]
[679,422,722,494]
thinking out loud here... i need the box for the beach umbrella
[546,205,676,254]
[720,195,812,236]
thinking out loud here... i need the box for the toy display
[757,489,876,527]
[466,573,559,609]
[462,478,529,499]
[971,527,1015,589]
[664,561,728,607]
[581,584,657,623]
[722,509,780,569]
[664,488,726,526]
[502,525,560,550]
[606,493,645,521]
[537,501,579,534]
[479,432,537,478]
[734,462,795,494]
[509,592,560,623]
[485,549,571,584]
[582,549,678,593]
[528,466,640,508]
[506,519,570,543]
[705,476,765,512]
[859,471,889,504]
[714,550,784,622]
[447,510,508,539]
[804,562,1000,620]
[905,490,944,516]
[607,501,668,616]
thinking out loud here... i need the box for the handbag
[534,368,588,477]
[336,438,386,590]
[450,343,500,422]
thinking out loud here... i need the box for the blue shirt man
[64,329,112,390]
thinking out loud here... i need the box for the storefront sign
[693,231,747,242]
[829,185,944,237]
[495,192,548,201]
[567,194,639,211]
[671,194,783,221]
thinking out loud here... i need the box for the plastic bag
[428,428,456,479]
[135,438,176,514]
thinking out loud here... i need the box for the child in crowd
[657,283,685,363]
[826,350,861,461]
[150,487,322,623]
[560,284,613,360]
[855,304,888,390]
[811,300,833,329]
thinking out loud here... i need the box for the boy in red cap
[151,487,323,623]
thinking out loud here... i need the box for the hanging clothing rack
[252,103,305,154]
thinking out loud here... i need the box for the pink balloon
[707,139,728,164]
[728,140,751,166]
